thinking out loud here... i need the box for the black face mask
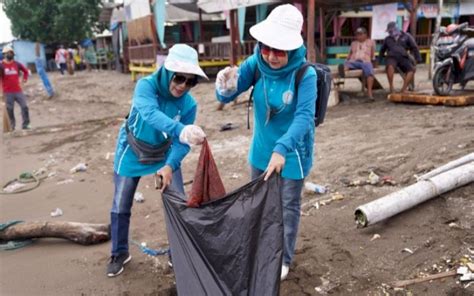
[5,54,14,61]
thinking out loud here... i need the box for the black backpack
[247,62,331,129]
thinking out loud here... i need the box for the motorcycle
[432,22,474,96]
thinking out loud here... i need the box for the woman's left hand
[264,152,285,181]
[156,165,173,192]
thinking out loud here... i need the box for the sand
[1,66,473,296]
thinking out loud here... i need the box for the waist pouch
[125,123,172,165]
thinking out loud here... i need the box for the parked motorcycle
[432,22,474,96]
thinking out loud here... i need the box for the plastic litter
[70,163,87,173]
[370,234,381,241]
[50,208,63,217]
[3,182,27,193]
[368,171,380,184]
[56,179,73,185]
[304,182,326,194]
[220,123,239,132]
[402,248,414,254]
[134,192,145,203]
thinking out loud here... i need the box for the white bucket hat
[249,4,304,51]
[164,44,208,79]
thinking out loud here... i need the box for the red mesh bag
[187,139,226,207]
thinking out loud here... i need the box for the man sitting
[379,22,422,93]
[338,27,376,100]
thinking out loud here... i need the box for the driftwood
[0,221,110,245]
[355,160,474,227]
[388,93,474,106]
[390,270,457,288]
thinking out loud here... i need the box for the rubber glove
[216,66,239,96]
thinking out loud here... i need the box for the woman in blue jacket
[215,4,317,280]
[107,44,207,277]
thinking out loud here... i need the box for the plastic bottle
[304,182,326,194]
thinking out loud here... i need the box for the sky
[0,3,14,43]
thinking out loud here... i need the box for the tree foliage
[3,0,102,44]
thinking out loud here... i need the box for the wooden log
[390,270,457,288]
[388,93,474,106]
[0,221,110,245]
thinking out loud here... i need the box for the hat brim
[164,59,208,80]
[250,20,303,51]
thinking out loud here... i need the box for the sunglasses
[259,43,287,58]
[173,74,198,87]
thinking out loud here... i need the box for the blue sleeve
[216,55,258,103]
[273,69,317,157]
[165,104,196,171]
[133,78,185,138]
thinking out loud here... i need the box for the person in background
[338,27,376,100]
[34,43,54,98]
[215,4,317,281]
[55,45,68,75]
[0,46,31,130]
[379,21,422,93]
[107,44,207,277]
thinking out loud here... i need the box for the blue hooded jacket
[216,45,317,180]
[114,67,197,177]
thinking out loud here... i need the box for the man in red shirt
[0,46,30,130]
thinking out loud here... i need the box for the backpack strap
[247,66,261,129]
[294,62,312,99]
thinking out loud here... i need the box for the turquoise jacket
[114,69,196,177]
[217,45,317,180]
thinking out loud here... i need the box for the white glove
[179,125,206,145]
[216,66,239,96]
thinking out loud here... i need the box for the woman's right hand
[216,66,238,92]
[179,125,206,145]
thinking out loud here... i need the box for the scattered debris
[467,262,474,272]
[370,234,381,241]
[368,171,380,184]
[50,208,63,217]
[314,277,339,295]
[231,173,241,179]
[402,248,414,254]
[56,179,74,185]
[457,266,474,282]
[304,182,327,194]
[105,152,114,160]
[220,123,239,131]
[448,222,462,229]
[134,192,145,203]
[70,163,88,173]
[3,182,27,193]
[390,270,457,288]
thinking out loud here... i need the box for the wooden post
[198,8,204,42]
[229,9,240,65]
[319,7,326,62]
[410,0,418,36]
[307,0,316,63]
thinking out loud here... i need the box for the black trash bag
[162,174,283,296]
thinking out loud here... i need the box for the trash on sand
[305,182,327,194]
[220,123,239,131]
[231,173,241,179]
[70,163,87,173]
[368,171,380,184]
[47,172,56,178]
[355,158,474,228]
[370,234,381,241]
[457,266,474,282]
[390,270,457,288]
[134,192,145,203]
[402,248,414,254]
[3,182,27,193]
[319,193,344,206]
[105,152,114,160]
[50,208,63,217]
[448,222,462,229]
[314,277,339,295]
[467,262,474,272]
[56,179,73,185]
